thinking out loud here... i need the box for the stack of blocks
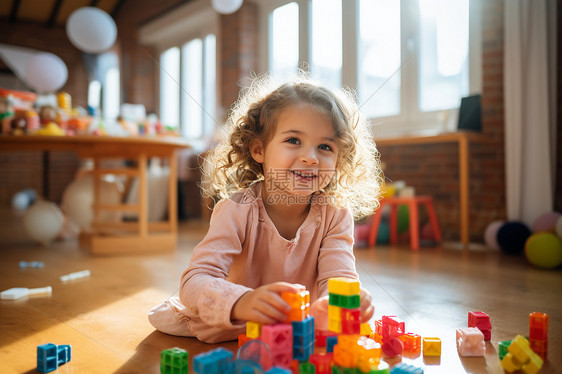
[370,317,425,358]
[328,278,392,373]
[161,347,188,374]
[37,343,71,373]
[529,312,548,360]
[501,335,543,374]
[468,311,491,340]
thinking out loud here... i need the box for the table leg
[168,152,177,234]
[459,137,469,246]
[138,153,148,238]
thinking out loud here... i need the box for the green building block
[300,362,316,374]
[332,365,357,374]
[328,293,360,309]
[161,347,188,374]
[498,340,512,360]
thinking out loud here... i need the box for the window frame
[258,0,482,137]
[139,0,220,141]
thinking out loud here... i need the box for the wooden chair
[368,196,442,250]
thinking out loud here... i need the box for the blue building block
[57,345,71,365]
[193,347,233,374]
[161,347,188,374]
[293,316,315,361]
[265,367,291,374]
[37,343,58,373]
[326,336,338,353]
[390,363,424,374]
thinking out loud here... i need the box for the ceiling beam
[9,0,21,22]
[47,0,65,27]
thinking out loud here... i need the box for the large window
[159,35,216,139]
[262,0,479,136]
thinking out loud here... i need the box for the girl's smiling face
[250,105,339,200]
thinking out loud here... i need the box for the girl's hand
[310,287,375,331]
[360,287,375,323]
[231,282,302,324]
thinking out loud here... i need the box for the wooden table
[376,132,489,246]
[0,135,190,255]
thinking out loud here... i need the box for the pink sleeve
[179,198,254,329]
[316,207,359,297]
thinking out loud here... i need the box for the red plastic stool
[368,196,442,250]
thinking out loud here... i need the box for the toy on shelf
[37,343,71,373]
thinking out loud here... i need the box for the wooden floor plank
[1,208,561,373]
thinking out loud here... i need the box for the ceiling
[0,0,124,27]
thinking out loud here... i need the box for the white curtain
[504,0,557,225]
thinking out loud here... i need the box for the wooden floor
[1,208,561,374]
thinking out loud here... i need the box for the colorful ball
[484,220,504,250]
[497,221,532,255]
[532,211,561,233]
[525,233,562,269]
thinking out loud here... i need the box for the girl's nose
[301,148,319,165]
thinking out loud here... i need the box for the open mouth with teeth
[291,170,317,181]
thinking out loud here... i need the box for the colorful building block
[37,343,58,373]
[293,316,315,361]
[328,277,360,296]
[314,330,335,347]
[247,321,262,339]
[456,327,485,356]
[161,347,189,374]
[309,353,333,374]
[299,362,316,374]
[329,293,361,309]
[262,324,293,368]
[390,362,423,374]
[342,308,361,334]
[265,367,291,374]
[381,316,405,342]
[381,337,403,358]
[192,347,233,374]
[468,311,491,340]
[57,345,71,365]
[529,312,548,360]
[282,287,310,323]
[422,337,441,357]
[360,323,373,336]
[501,335,543,374]
[326,336,338,353]
[498,340,512,360]
[37,343,72,373]
[398,333,421,352]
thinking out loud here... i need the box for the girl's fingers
[268,282,303,294]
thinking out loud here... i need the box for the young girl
[149,75,382,343]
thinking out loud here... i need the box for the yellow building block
[329,318,342,333]
[328,305,342,321]
[360,322,373,336]
[521,354,543,374]
[246,321,262,339]
[328,277,360,296]
[501,353,523,373]
[422,337,441,356]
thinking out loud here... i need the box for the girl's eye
[286,137,300,145]
[318,144,332,151]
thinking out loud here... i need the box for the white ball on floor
[23,201,64,246]
[61,175,122,232]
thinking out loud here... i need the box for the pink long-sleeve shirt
[178,182,358,342]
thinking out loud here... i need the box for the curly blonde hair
[202,73,382,219]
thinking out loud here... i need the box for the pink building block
[261,324,293,368]
[456,327,486,356]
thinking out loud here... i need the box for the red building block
[382,337,403,357]
[529,312,549,340]
[468,311,492,341]
[382,315,405,342]
[341,308,361,334]
[310,353,333,374]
